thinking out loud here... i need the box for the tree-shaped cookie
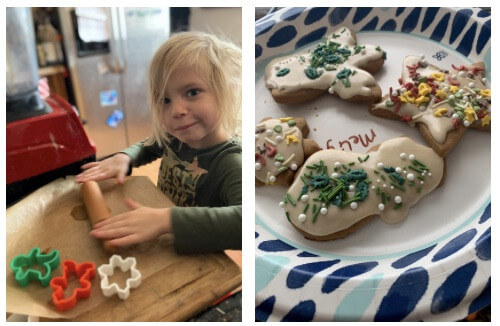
[280,137,444,241]
[370,55,490,157]
[255,117,321,187]
[265,27,386,104]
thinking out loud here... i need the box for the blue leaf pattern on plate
[432,229,477,262]
[297,251,319,258]
[450,9,472,44]
[431,261,477,314]
[322,262,378,294]
[287,260,341,289]
[421,8,439,32]
[282,300,316,322]
[479,202,491,223]
[391,244,437,269]
[468,277,490,315]
[402,7,422,33]
[258,239,295,252]
[475,227,490,260]
[255,231,260,238]
[477,19,491,55]
[456,22,477,57]
[381,19,397,31]
[361,17,379,31]
[329,8,352,26]
[375,267,429,321]
[396,8,405,17]
[430,13,450,42]
[267,25,297,48]
[295,27,327,49]
[353,8,372,24]
[256,296,276,322]
[304,7,329,25]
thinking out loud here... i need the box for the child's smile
[161,67,228,148]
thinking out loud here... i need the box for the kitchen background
[34,7,241,158]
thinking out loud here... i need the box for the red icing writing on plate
[326,129,377,151]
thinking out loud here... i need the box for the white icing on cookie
[265,27,385,99]
[255,118,304,184]
[282,137,444,238]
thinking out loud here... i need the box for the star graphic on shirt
[186,156,208,177]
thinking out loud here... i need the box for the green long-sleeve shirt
[122,138,242,254]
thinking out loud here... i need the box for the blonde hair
[147,31,241,147]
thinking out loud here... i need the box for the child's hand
[89,198,172,247]
[75,153,131,184]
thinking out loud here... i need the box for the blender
[6,7,96,205]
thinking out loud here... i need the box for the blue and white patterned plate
[255,7,490,322]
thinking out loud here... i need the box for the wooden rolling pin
[81,181,115,253]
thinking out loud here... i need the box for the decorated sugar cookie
[370,55,490,157]
[256,117,321,187]
[281,137,444,241]
[265,26,386,104]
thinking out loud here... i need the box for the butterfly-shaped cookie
[265,26,386,104]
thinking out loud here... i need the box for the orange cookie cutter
[50,260,96,311]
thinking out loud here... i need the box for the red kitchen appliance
[7,8,96,205]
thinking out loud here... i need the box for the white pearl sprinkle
[401,87,407,93]
[409,154,415,161]
[350,202,358,209]
[274,161,282,167]
[378,203,385,211]
[444,86,449,92]
[279,201,285,208]
[469,82,475,88]
[331,172,339,178]
[383,184,387,188]
[428,173,432,177]
[298,214,306,223]
[449,95,455,100]
[420,54,426,60]
[390,186,394,189]
[421,59,427,65]
[290,163,298,170]
[301,195,309,202]
[276,135,283,142]
[377,179,381,183]
[464,120,471,127]
[395,167,402,173]
[371,185,376,190]
[420,181,424,184]
[407,173,415,181]
[269,175,276,182]
[463,96,469,102]
[481,78,487,84]
[328,87,335,94]
[255,162,262,170]
[451,74,457,80]
[392,90,398,97]
[400,153,407,160]
[255,134,259,140]
[334,161,341,168]
[320,207,328,215]
[452,113,459,119]
[377,162,384,169]
[458,71,466,77]
[422,172,426,176]
[349,184,355,191]
[394,196,402,204]
[266,129,273,136]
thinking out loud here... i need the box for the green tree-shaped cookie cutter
[10,247,60,287]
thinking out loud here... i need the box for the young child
[75,31,241,254]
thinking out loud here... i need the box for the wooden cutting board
[6,176,241,321]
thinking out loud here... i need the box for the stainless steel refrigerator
[58,7,170,158]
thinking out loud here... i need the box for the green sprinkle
[299,55,305,62]
[385,100,395,107]
[306,165,316,169]
[300,176,309,185]
[382,192,386,205]
[342,164,349,171]
[303,203,310,214]
[408,181,415,186]
[275,154,285,162]
[408,165,425,173]
[390,182,406,191]
[417,186,422,193]
[273,125,282,133]
[363,155,370,162]
[381,174,386,181]
[394,203,403,209]
[413,159,428,169]
[349,162,355,166]
[342,196,361,206]
[283,194,287,204]
[376,187,380,195]
[276,68,290,77]
[287,119,296,127]
[285,211,291,222]
[278,166,289,173]
[287,193,296,206]
[417,175,425,181]
[358,157,363,163]
[373,170,380,175]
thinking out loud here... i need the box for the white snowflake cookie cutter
[97,254,142,300]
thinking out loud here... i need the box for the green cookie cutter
[10,247,60,287]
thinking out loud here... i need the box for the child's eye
[187,89,201,97]
[163,97,171,104]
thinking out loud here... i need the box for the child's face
[161,67,226,148]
